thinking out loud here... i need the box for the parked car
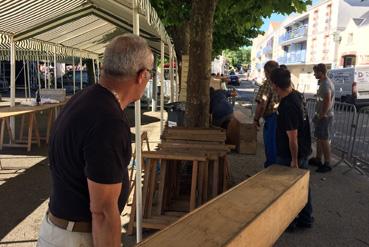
[228,74,240,86]
[327,66,369,107]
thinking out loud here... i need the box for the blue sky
[260,0,321,31]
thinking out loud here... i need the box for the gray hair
[103,33,153,77]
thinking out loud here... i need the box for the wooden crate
[227,111,257,154]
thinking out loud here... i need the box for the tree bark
[185,0,217,127]
[168,22,190,89]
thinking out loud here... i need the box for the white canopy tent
[0,0,178,242]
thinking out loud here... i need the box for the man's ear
[136,70,146,85]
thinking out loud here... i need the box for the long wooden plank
[156,160,167,215]
[163,133,226,142]
[162,140,235,150]
[0,102,67,119]
[137,166,309,247]
[158,142,231,152]
[142,151,207,162]
[135,215,182,230]
[163,128,225,136]
[189,161,198,211]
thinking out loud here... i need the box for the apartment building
[251,0,369,89]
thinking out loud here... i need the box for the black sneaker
[308,157,322,167]
[316,163,332,173]
[286,220,297,232]
[296,217,314,228]
[296,220,313,228]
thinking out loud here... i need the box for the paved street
[0,91,368,246]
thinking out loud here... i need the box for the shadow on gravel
[0,160,50,240]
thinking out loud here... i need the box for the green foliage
[150,0,191,28]
[223,47,251,67]
[151,0,311,56]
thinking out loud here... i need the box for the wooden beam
[142,151,207,162]
[137,166,309,247]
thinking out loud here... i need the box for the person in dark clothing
[37,34,154,247]
[270,68,314,229]
[210,87,234,129]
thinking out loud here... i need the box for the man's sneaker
[308,157,322,167]
[286,220,297,232]
[296,220,313,228]
[296,217,314,229]
[316,163,332,173]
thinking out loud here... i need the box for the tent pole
[169,46,174,103]
[47,55,51,89]
[54,47,57,89]
[160,41,165,134]
[151,55,157,112]
[79,53,83,90]
[61,61,64,89]
[23,58,27,99]
[92,58,96,84]
[10,37,16,137]
[27,56,31,99]
[72,51,76,94]
[96,57,100,83]
[37,54,41,90]
[176,57,179,101]
[133,0,143,243]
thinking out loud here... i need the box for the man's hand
[253,119,260,129]
[88,179,122,247]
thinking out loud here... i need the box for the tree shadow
[0,159,50,240]
[124,108,161,127]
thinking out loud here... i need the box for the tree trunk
[185,0,217,127]
[168,22,190,89]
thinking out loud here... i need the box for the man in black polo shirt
[270,68,314,229]
[37,34,154,246]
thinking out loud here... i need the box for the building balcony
[256,51,262,58]
[278,50,306,65]
[279,25,308,46]
[262,46,273,55]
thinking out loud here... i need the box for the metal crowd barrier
[351,107,369,168]
[330,102,357,169]
[306,99,317,141]
[306,99,361,172]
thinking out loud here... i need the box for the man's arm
[287,129,299,168]
[88,179,122,247]
[253,84,269,127]
[254,102,266,127]
[320,89,332,118]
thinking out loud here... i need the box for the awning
[0,0,173,59]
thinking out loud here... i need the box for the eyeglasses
[146,68,154,77]
[137,67,154,79]
[143,68,154,79]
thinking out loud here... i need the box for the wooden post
[156,159,167,215]
[190,161,198,211]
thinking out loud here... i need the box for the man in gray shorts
[309,63,335,173]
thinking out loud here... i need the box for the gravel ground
[1,106,369,247]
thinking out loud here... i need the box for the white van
[327,66,369,107]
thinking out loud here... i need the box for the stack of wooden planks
[127,127,234,234]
